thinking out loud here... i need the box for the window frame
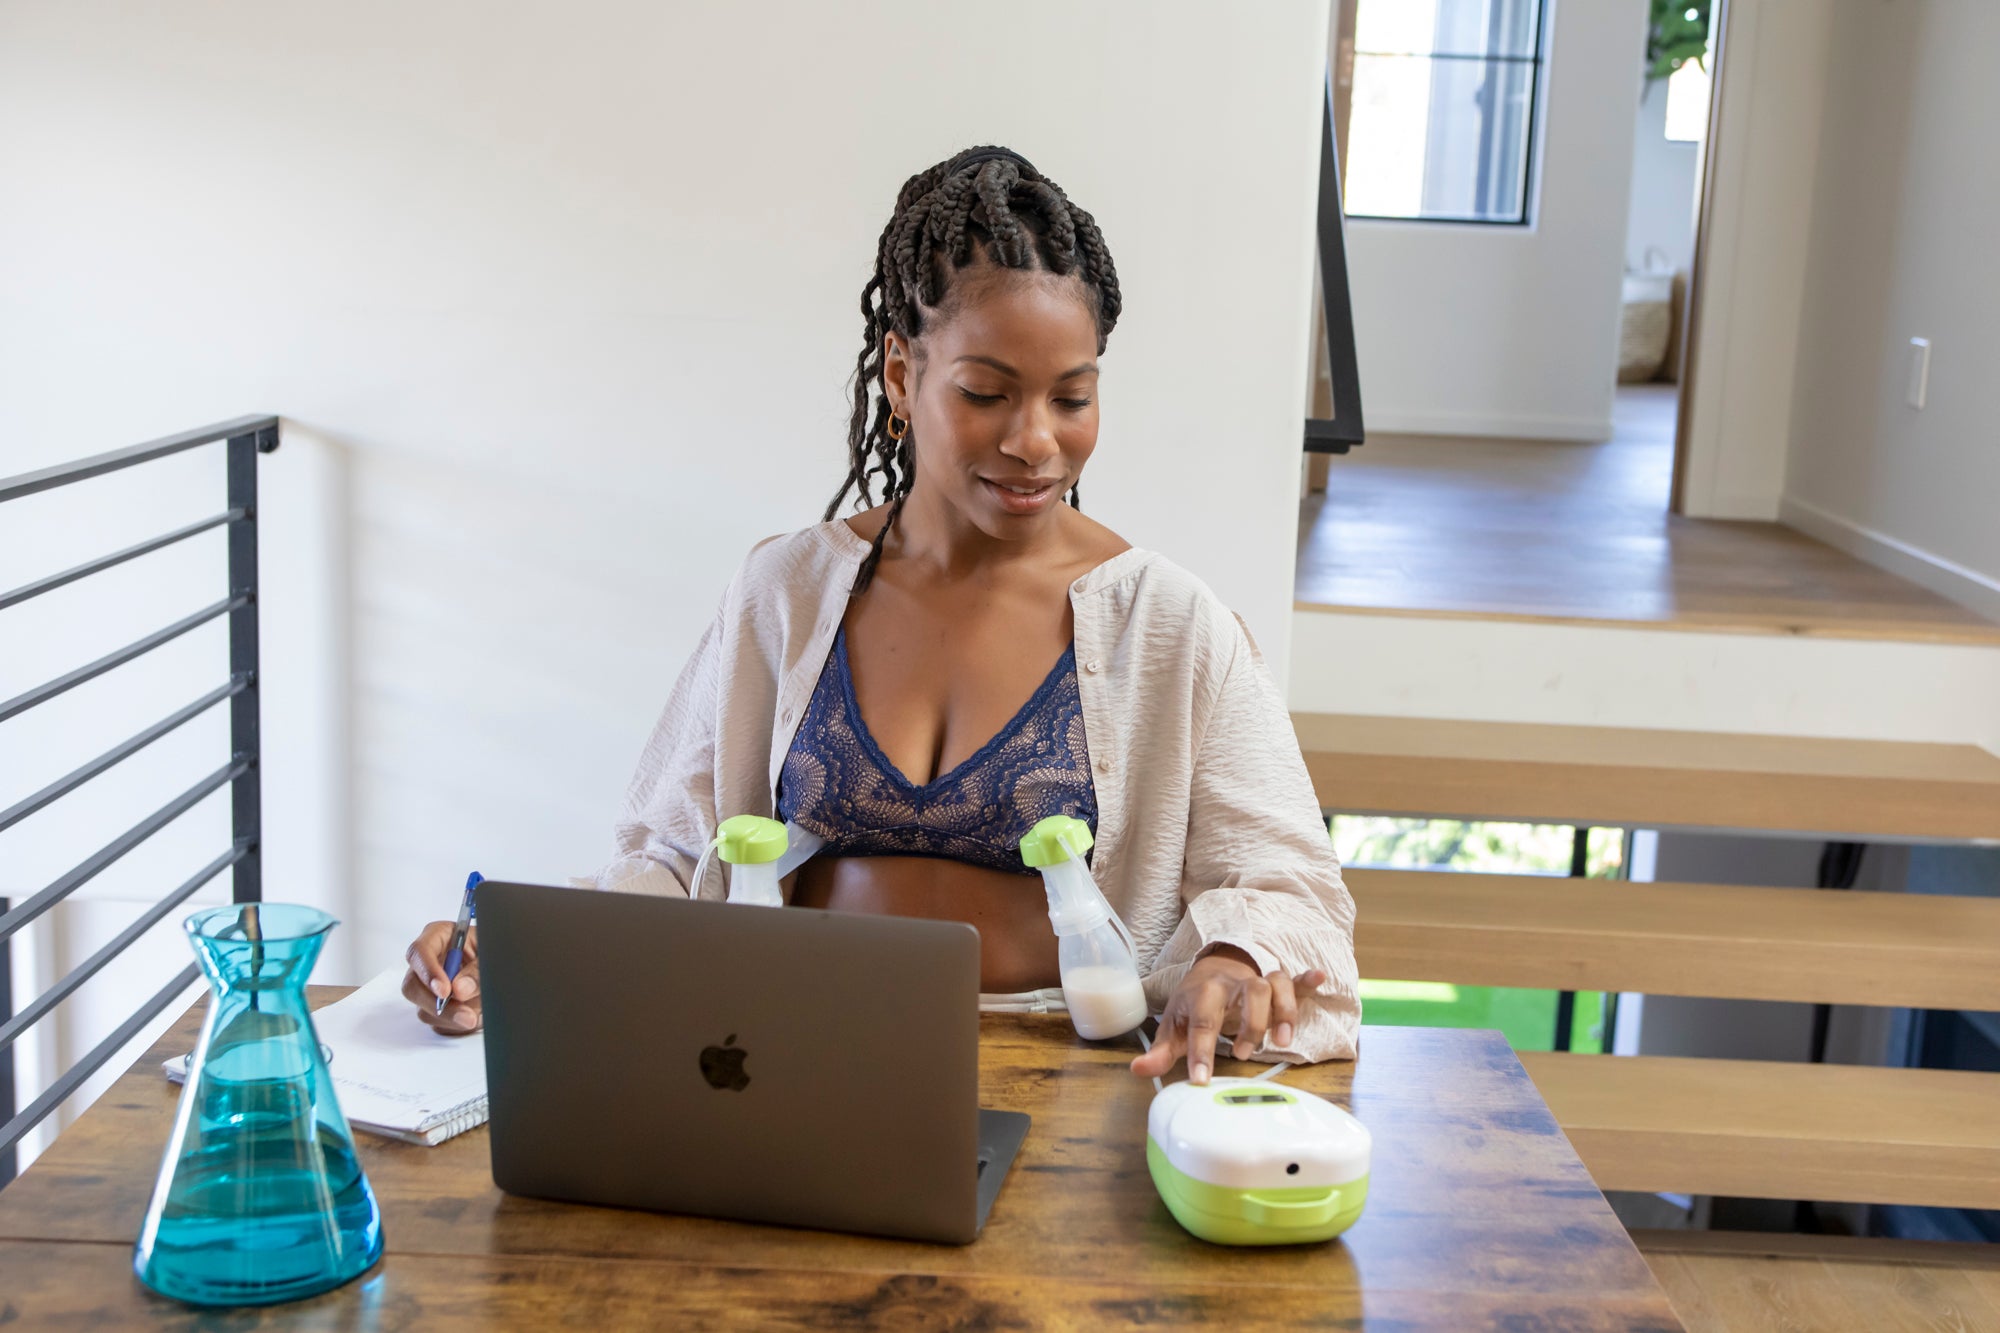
[1344,0,1550,229]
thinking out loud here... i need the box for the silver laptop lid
[477,882,985,1243]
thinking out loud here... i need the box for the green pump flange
[714,815,787,865]
[1019,815,1093,868]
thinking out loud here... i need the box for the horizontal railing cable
[0,963,202,1160]
[0,844,246,1053]
[0,416,279,1189]
[0,416,276,503]
[0,676,250,835]
[0,756,251,945]
[0,595,247,724]
[0,510,244,612]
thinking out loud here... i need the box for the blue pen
[435,871,483,1016]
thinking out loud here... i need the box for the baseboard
[1365,409,1612,444]
[1780,495,2000,624]
[1685,491,1783,521]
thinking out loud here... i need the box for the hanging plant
[1647,0,1712,82]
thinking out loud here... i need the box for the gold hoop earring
[887,413,908,442]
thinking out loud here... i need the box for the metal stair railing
[0,415,279,1185]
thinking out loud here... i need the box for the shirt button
[1084,659,1102,673]
[1096,757,1113,774]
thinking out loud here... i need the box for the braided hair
[826,145,1123,592]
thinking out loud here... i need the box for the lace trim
[776,627,1097,874]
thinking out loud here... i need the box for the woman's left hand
[1130,947,1327,1085]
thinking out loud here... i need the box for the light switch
[1907,337,1931,410]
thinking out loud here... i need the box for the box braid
[826,145,1123,592]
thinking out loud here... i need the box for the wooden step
[1641,1242,2000,1333]
[1293,712,2000,842]
[1349,869,2000,1010]
[1631,1227,2000,1269]
[1519,1052,2000,1210]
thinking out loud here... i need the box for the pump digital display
[1220,1093,1290,1105]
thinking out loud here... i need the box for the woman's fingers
[399,967,435,1009]
[1233,976,1272,1060]
[1182,980,1229,1085]
[425,998,482,1034]
[403,921,482,1031]
[449,925,480,1001]
[1129,1021,1183,1078]
[1130,965,1329,1081]
[405,922,454,1001]
[1268,971,1298,1049]
[397,966,479,1033]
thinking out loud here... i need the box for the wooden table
[0,989,1683,1330]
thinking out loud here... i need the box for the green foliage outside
[1647,0,1713,82]
[1332,817,1624,1054]
[1333,818,1625,879]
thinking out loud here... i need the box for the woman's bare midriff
[787,855,1059,993]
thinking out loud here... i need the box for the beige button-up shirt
[590,522,1361,1063]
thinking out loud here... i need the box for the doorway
[1298,0,2000,643]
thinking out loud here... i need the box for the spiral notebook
[163,964,488,1147]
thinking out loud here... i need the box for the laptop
[475,881,1030,1244]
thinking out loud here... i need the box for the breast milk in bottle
[1019,815,1149,1040]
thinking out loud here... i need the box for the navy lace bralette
[775,627,1097,875]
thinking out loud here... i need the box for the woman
[405,145,1361,1084]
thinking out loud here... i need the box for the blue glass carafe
[134,904,384,1306]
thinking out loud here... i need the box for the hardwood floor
[1296,386,2000,644]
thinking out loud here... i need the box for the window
[1344,0,1547,225]
[1662,38,1713,143]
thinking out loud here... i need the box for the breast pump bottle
[1019,815,1149,1040]
[688,814,788,906]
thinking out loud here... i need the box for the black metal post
[1305,69,1367,455]
[1,896,13,1186]
[1552,827,1589,1052]
[226,426,277,904]
[1807,842,1866,1065]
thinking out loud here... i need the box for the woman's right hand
[401,920,481,1034]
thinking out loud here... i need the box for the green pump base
[1146,1138,1368,1246]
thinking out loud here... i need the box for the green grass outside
[1333,817,1623,1054]
[1357,979,1607,1054]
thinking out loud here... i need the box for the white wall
[0,0,1332,1150]
[1779,0,2000,622]
[1625,77,1698,275]
[1675,0,1833,520]
[1345,0,1646,442]
[1289,609,2000,755]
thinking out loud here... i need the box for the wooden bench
[1301,711,2000,1212]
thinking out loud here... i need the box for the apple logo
[699,1034,751,1092]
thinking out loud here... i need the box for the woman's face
[882,269,1101,543]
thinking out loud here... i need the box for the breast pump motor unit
[1146,1078,1371,1246]
[1018,816,1148,1040]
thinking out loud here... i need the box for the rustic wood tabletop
[0,987,1681,1330]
